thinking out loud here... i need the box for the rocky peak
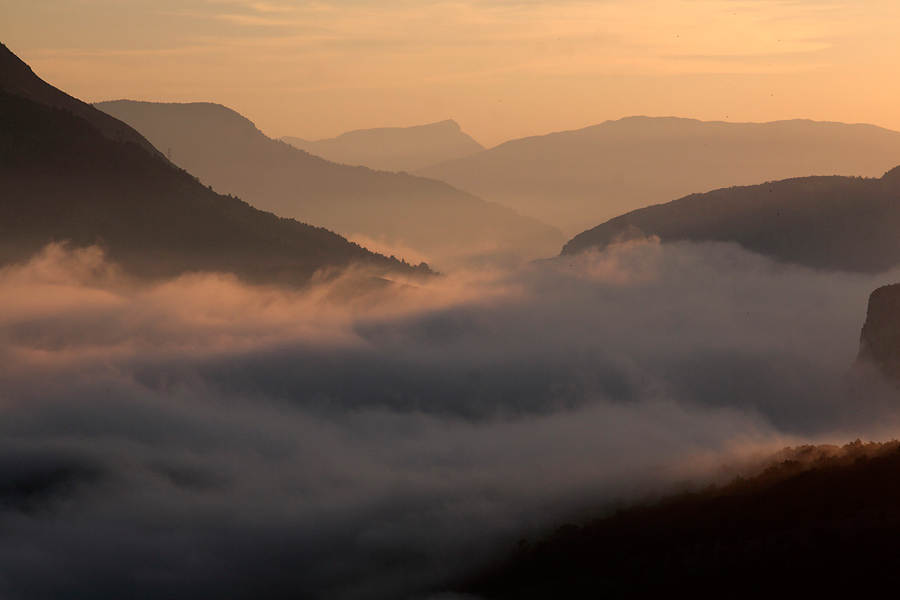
[858,282,900,381]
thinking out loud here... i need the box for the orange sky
[3,0,900,147]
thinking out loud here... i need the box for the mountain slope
[562,168,900,273]
[95,101,564,269]
[461,440,900,599]
[281,119,484,173]
[0,44,162,159]
[0,44,424,285]
[416,116,900,235]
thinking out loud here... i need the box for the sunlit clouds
[1,240,899,597]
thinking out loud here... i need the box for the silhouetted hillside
[95,101,564,269]
[462,440,900,599]
[562,168,900,273]
[282,119,484,173]
[0,48,426,285]
[417,116,900,235]
[0,43,162,159]
[858,283,900,382]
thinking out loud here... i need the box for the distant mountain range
[561,168,900,273]
[0,43,425,285]
[96,101,563,270]
[281,119,485,173]
[416,116,900,236]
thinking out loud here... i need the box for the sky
[3,0,900,147]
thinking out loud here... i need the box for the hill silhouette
[461,439,900,598]
[417,116,900,236]
[0,44,162,159]
[562,168,900,273]
[281,119,484,173]
[0,43,425,285]
[95,101,563,269]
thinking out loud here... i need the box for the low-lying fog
[1,240,898,599]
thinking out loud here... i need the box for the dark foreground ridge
[563,167,900,273]
[460,440,900,599]
[0,43,429,285]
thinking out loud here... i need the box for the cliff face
[858,282,900,381]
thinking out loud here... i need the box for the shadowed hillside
[0,44,425,285]
[461,439,900,599]
[417,116,900,235]
[562,168,900,273]
[0,44,161,159]
[282,119,484,173]
[96,101,564,270]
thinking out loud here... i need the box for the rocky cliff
[858,282,900,381]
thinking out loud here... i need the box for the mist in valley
[1,239,899,599]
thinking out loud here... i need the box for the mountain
[459,439,900,598]
[95,101,564,270]
[562,167,900,273]
[281,120,485,173]
[0,43,425,285]
[416,116,900,236]
[0,44,162,160]
[858,283,900,382]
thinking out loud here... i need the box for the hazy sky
[4,0,900,148]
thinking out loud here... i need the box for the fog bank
[1,240,898,599]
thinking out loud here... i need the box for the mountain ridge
[96,100,563,269]
[416,116,900,235]
[560,168,900,273]
[0,45,426,286]
[281,119,484,173]
[460,438,900,598]
[0,43,163,159]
